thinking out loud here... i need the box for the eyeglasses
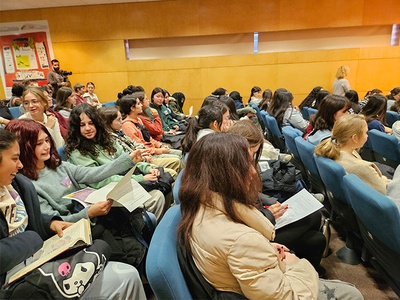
[23,99,41,106]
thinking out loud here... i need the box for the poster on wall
[0,20,54,99]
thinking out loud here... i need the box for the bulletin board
[0,20,54,99]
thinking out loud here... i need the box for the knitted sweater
[68,142,152,188]
[32,153,135,222]
[150,103,179,131]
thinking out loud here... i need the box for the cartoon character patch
[38,247,106,298]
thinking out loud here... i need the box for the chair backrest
[386,110,400,128]
[387,99,395,111]
[57,145,67,161]
[9,106,21,118]
[295,137,319,176]
[249,102,265,129]
[307,107,318,118]
[282,126,302,158]
[146,205,192,300]
[173,169,184,204]
[314,154,349,204]
[300,106,309,120]
[368,129,400,166]
[343,174,400,251]
[259,110,269,128]
[265,115,282,138]
[101,101,116,107]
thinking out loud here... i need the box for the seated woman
[136,92,164,141]
[119,94,183,170]
[361,93,391,133]
[388,86,400,113]
[0,129,146,299]
[298,86,323,110]
[228,120,326,273]
[178,132,363,299]
[315,114,399,200]
[306,94,351,145]
[19,87,64,148]
[5,118,150,223]
[98,106,179,175]
[149,87,182,133]
[54,86,75,119]
[181,102,230,155]
[170,92,187,119]
[345,90,361,114]
[65,104,168,220]
[268,88,309,133]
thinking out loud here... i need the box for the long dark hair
[5,119,61,180]
[312,94,351,131]
[66,103,116,157]
[298,86,323,110]
[54,87,73,111]
[361,93,388,124]
[267,88,293,128]
[181,102,228,155]
[177,133,261,254]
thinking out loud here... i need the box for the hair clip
[331,137,337,145]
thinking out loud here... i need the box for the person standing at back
[332,66,350,96]
[47,59,71,95]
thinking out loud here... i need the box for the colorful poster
[0,21,54,98]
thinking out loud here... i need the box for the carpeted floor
[321,226,398,300]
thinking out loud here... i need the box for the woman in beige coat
[315,114,399,200]
[178,132,363,299]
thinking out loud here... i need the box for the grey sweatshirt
[32,153,134,222]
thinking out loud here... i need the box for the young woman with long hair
[5,118,146,223]
[306,94,351,145]
[0,128,146,299]
[98,106,179,176]
[119,94,183,172]
[268,88,309,133]
[65,104,167,220]
[178,132,363,299]
[228,120,326,272]
[361,93,391,133]
[315,114,399,199]
[180,102,230,155]
[19,87,64,148]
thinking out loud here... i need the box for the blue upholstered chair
[146,205,192,300]
[282,126,306,178]
[386,110,400,128]
[57,145,67,161]
[248,102,264,130]
[387,99,395,111]
[368,129,400,168]
[9,106,21,118]
[314,154,361,264]
[300,106,309,120]
[172,169,183,205]
[343,174,400,296]
[295,137,328,199]
[263,113,286,152]
[101,101,116,107]
[306,107,318,119]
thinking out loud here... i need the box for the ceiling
[0,0,161,12]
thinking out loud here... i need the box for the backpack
[2,240,110,299]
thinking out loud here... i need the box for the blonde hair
[315,114,366,160]
[22,87,49,111]
[335,66,349,79]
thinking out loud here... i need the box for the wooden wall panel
[362,0,400,25]
[42,5,125,42]
[0,0,399,104]
[279,0,364,30]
